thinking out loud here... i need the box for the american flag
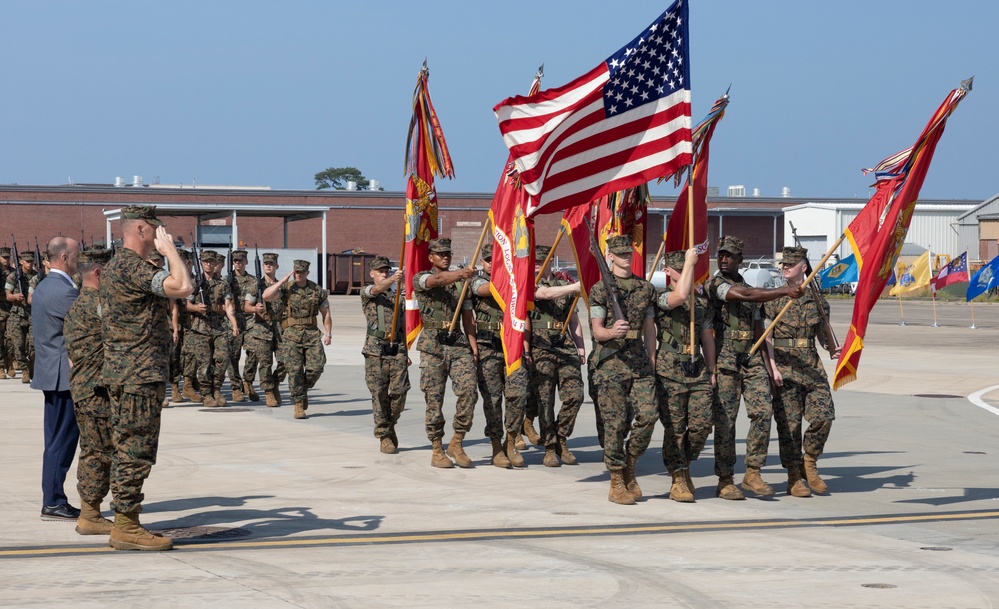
[494,0,692,217]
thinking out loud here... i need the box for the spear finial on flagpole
[536,64,544,80]
[961,76,974,92]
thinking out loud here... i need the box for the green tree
[314,166,369,190]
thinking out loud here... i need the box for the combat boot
[623,454,642,498]
[379,436,397,454]
[213,390,227,407]
[170,382,182,403]
[274,385,283,405]
[803,453,828,494]
[182,378,201,403]
[446,432,473,468]
[0,368,7,380]
[75,501,113,536]
[244,381,259,402]
[294,402,307,419]
[523,418,541,446]
[608,471,636,505]
[109,512,173,551]
[21,368,30,384]
[557,436,577,465]
[741,466,775,497]
[431,438,454,468]
[669,470,695,502]
[6,355,16,377]
[514,432,527,451]
[264,389,279,407]
[201,393,218,407]
[490,438,511,469]
[788,465,812,497]
[505,435,525,467]
[542,447,560,467]
[716,476,745,500]
[231,384,245,402]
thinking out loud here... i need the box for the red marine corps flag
[834,79,971,389]
[403,62,454,348]
[561,200,605,305]
[609,185,650,278]
[488,70,541,374]
[493,0,692,218]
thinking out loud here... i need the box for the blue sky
[0,1,994,201]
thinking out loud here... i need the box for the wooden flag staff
[448,219,492,332]
[388,227,407,344]
[536,226,566,283]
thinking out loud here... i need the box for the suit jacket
[30,270,80,392]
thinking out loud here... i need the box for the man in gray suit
[30,236,82,521]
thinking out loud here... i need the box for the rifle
[227,239,239,304]
[190,233,210,307]
[254,244,282,341]
[10,238,29,298]
[585,219,625,323]
[789,221,840,357]
[34,237,46,280]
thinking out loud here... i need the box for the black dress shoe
[40,504,81,521]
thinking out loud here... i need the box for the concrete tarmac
[2,297,999,608]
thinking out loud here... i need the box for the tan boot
[170,382,182,403]
[491,438,511,469]
[557,436,577,465]
[231,385,245,402]
[75,501,113,535]
[274,385,283,405]
[716,476,745,500]
[379,436,397,454]
[214,390,227,407]
[431,438,454,468]
[244,381,259,402]
[788,465,812,497]
[542,447,560,467]
[608,471,636,505]
[264,389,279,407]
[109,512,173,551]
[183,378,201,403]
[21,368,30,384]
[293,402,307,419]
[803,453,828,494]
[514,433,527,451]
[684,465,696,495]
[741,466,775,497]
[505,435,525,467]
[0,368,8,380]
[446,432,473,468]
[523,418,541,446]
[202,393,217,408]
[669,470,695,502]
[5,355,15,377]
[623,454,642,499]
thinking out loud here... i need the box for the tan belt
[477,321,501,331]
[281,316,316,329]
[725,330,753,341]
[211,304,226,314]
[539,321,564,330]
[773,337,811,348]
[624,330,639,340]
[422,319,448,330]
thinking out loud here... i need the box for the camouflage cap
[606,234,634,255]
[120,205,164,227]
[480,243,493,261]
[428,238,452,254]
[232,249,248,261]
[663,250,686,272]
[262,252,278,264]
[717,235,744,256]
[177,249,192,262]
[293,259,311,272]
[781,246,807,265]
[19,251,34,261]
[369,255,392,270]
[79,248,113,265]
[535,245,552,263]
[148,251,163,263]
[200,250,216,262]
[0,247,10,257]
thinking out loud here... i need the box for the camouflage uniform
[530,276,584,449]
[655,272,713,473]
[244,266,286,393]
[471,271,525,441]
[100,246,171,515]
[361,262,410,442]
[413,269,477,442]
[187,270,232,396]
[234,269,259,383]
[764,291,835,469]
[65,283,112,505]
[276,268,329,407]
[706,273,773,479]
[0,254,11,373]
[5,260,37,375]
[170,296,186,386]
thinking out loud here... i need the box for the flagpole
[560,293,580,336]
[898,294,906,326]
[686,169,696,357]
[536,226,565,283]
[388,226,407,343]
[970,299,977,329]
[749,234,844,357]
[649,239,667,281]
[930,245,940,327]
[448,219,491,332]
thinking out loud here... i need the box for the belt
[725,330,753,341]
[477,321,501,331]
[422,319,448,330]
[660,343,695,355]
[773,337,812,348]
[538,321,564,330]
[624,329,639,340]
[281,317,316,329]
[211,304,226,314]
[367,328,394,339]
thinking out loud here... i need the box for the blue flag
[966,254,999,301]
[819,254,859,289]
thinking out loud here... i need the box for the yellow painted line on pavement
[3,509,998,558]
